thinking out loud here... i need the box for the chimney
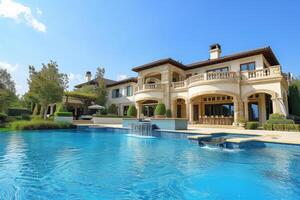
[209,43,221,59]
[85,71,92,82]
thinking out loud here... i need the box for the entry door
[177,104,182,118]
[193,105,199,121]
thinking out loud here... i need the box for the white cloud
[36,7,42,15]
[0,60,18,73]
[0,0,46,32]
[0,60,27,95]
[117,74,129,81]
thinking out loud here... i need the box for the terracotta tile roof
[106,77,137,87]
[186,46,279,69]
[132,58,186,72]
[131,46,279,72]
[74,78,116,88]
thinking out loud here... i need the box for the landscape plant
[127,105,137,117]
[154,103,166,117]
[166,109,172,118]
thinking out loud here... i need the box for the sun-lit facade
[90,44,290,126]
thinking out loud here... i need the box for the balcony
[135,83,162,93]
[171,65,282,89]
[241,65,281,80]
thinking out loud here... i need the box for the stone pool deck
[76,124,300,145]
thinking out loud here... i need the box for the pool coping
[76,124,300,146]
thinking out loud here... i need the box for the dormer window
[240,62,255,71]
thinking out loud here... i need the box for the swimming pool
[0,128,299,199]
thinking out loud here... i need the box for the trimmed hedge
[154,103,166,116]
[127,105,137,117]
[10,120,73,130]
[7,108,31,116]
[264,123,300,132]
[166,109,172,118]
[245,121,260,130]
[55,112,73,117]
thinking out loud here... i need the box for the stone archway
[189,92,239,125]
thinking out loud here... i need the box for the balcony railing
[241,65,281,80]
[189,71,237,84]
[170,65,282,89]
[135,83,162,92]
[172,81,186,89]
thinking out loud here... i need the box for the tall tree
[94,67,107,106]
[0,69,19,113]
[0,68,16,93]
[27,61,68,119]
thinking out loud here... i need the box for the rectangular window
[112,89,121,98]
[204,103,234,117]
[126,86,132,96]
[206,67,229,73]
[240,62,255,71]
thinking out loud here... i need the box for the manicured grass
[0,127,12,132]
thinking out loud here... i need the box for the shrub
[263,123,273,130]
[55,112,73,117]
[154,103,166,116]
[245,121,260,130]
[56,103,67,112]
[10,120,73,130]
[266,119,294,124]
[7,108,31,116]
[166,109,172,118]
[21,114,31,121]
[108,104,118,115]
[127,105,137,117]
[266,113,294,125]
[31,116,43,121]
[273,124,300,132]
[100,107,107,115]
[0,113,7,121]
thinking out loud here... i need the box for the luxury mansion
[75,44,290,126]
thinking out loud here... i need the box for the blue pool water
[0,128,300,200]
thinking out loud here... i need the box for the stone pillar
[161,70,171,110]
[233,98,243,126]
[244,100,249,122]
[189,102,193,123]
[136,102,141,119]
[259,94,267,123]
[186,99,190,121]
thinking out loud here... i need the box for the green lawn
[0,127,11,132]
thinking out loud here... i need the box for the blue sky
[0,0,300,95]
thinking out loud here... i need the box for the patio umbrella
[88,104,105,110]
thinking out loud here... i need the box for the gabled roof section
[75,78,116,88]
[132,58,186,72]
[186,46,280,69]
[106,77,137,88]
